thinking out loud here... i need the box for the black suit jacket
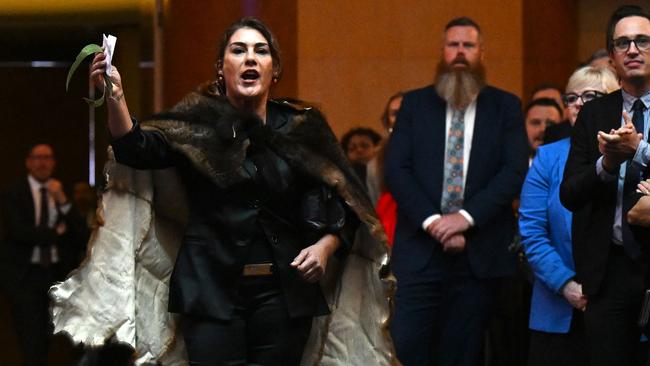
[385,85,528,279]
[111,101,355,321]
[560,90,647,296]
[1,178,88,296]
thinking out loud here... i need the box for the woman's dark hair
[340,127,383,153]
[216,17,282,83]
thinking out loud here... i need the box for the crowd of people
[2,4,650,366]
[343,5,650,366]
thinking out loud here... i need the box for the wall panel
[522,0,578,102]
[297,0,524,137]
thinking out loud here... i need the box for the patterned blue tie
[441,108,465,214]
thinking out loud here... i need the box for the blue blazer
[519,138,575,333]
[385,85,528,279]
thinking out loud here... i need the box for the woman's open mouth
[241,70,260,83]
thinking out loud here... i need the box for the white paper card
[102,34,117,76]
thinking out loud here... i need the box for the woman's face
[221,27,275,103]
[386,96,403,132]
[565,83,607,125]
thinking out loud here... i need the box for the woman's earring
[216,73,226,95]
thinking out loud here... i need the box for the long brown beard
[434,59,486,109]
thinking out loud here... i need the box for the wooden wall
[522,0,578,103]
[0,68,89,194]
[162,0,298,108]
[296,0,526,136]
[577,0,648,63]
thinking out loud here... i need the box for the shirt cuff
[422,214,441,231]
[632,140,650,170]
[596,156,617,182]
[459,209,475,227]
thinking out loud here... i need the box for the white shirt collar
[621,88,650,113]
[27,175,50,191]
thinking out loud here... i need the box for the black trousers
[583,245,645,366]
[10,265,55,366]
[390,251,497,366]
[528,309,588,366]
[180,276,312,366]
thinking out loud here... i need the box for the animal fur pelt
[50,89,398,365]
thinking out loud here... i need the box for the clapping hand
[598,111,642,172]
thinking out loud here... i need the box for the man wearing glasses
[561,5,650,366]
[2,144,88,366]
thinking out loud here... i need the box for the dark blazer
[385,85,529,279]
[560,90,647,296]
[1,178,88,295]
[111,101,353,321]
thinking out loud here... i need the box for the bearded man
[385,17,528,366]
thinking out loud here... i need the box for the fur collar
[141,91,386,243]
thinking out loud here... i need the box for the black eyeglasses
[612,35,650,53]
[562,90,607,106]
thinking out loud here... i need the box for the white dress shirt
[27,175,69,264]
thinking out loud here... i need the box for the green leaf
[66,43,103,92]
[82,76,114,107]
[83,96,105,107]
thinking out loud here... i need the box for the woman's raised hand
[88,50,133,138]
[89,51,124,99]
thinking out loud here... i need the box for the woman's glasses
[562,90,607,106]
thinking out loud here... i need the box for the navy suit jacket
[385,85,528,279]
